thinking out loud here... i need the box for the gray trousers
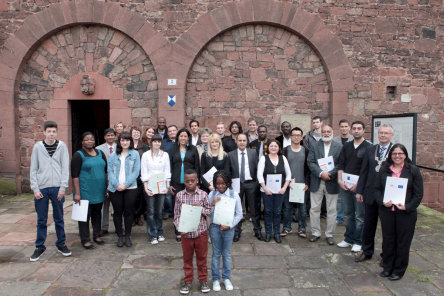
[310,181,338,238]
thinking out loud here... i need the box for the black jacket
[222,136,237,153]
[374,162,423,213]
[169,145,200,187]
[228,148,259,182]
[200,153,230,191]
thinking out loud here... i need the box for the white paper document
[318,156,334,172]
[203,166,218,186]
[71,200,89,222]
[383,177,408,205]
[178,204,203,233]
[289,181,305,203]
[213,197,236,227]
[342,173,359,188]
[150,173,166,195]
[231,178,240,194]
[266,174,282,194]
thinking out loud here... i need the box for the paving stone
[23,262,70,282]
[233,255,286,269]
[133,241,183,256]
[291,245,323,257]
[0,232,35,246]
[325,252,369,275]
[56,260,121,288]
[0,262,39,281]
[244,288,290,296]
[231,243,254,255]
[43,286,105,296]
[286,253,328,269]
[0,213,28,223]
[289,268,346,289]
[231,269,291,289]
[113,269,183,291]
[416,250,444,269]
[0,245,25,263]
[409,252,439,271]
[288,287,331,296]
[343,273,388,293]
[129,255,183,269]
[0,281,51,296]
[383,271,443,296]
[254,243,292,256]
[106,289,158,296]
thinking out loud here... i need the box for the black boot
[125,236,132,247]
[117,236,124,248]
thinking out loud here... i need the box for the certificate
[178,204,203,233]
[318,156,334,172]
[213,197,236,227]
[203,166,218,186]
[266,174,282,194]
[150,173,166,195]
[342,173,359,188]
[383,177,408,205]
[231,178,240,194]
[71,200,89,222]
[289,181,305,203]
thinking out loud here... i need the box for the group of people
[29,115,423,294]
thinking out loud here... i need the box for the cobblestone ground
[0,194,443,296]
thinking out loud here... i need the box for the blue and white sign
[168,95,176,106]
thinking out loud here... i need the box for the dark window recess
[422,27,436,39]
[386,86,396,100]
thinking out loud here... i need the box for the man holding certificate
[307,124,342,245]
[374,144,423,281]
[174,169,212,294]
[337,121,372,252]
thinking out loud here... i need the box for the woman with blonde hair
[200,133,230,193]
[196,128,212,160]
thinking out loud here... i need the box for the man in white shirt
[189,119,200,146]
[245,117,258,145]
[276,121,292,148]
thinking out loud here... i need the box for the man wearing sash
[354,124,394,262]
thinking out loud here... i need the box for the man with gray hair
[354,124,394,263]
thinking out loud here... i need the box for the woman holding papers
[141,134,171,245]
[71,132,107,249]
[170,128,200,242]
[257,140,291,243]
[107,132,141,247]
[374,144,423,281]
[208,170,243,291]
[200,134,230,193]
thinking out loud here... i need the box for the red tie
[110,146,113,154]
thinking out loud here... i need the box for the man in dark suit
[155,116,167,139]
[307,124,342,245]
[355,124,394,263]
[228,133,263,242]
[275,121,292,149]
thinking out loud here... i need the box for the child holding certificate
[208,170,243,291]
[174,169,212,295]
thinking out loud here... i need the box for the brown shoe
[355,253,372,262]
[326,237,335,245]
[309,235,320,242]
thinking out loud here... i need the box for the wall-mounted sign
[168,79,177,86]
[168,95,176,106]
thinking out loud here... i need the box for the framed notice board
[371,113,417,164]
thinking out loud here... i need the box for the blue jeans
[145,193,165,239]
[210,224,235,281]
[282,190,306,232]
[34,187,66,250]
[262,192,284,236]
[341,189,365,245]
[336,192,344,223]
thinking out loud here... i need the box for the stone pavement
[1,194,444,296]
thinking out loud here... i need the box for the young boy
[29,121,71,261]
[174,169,211,294]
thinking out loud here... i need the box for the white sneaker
[151,238,158,245]
[351,244,362,252]
[157,236,165,242]
[337,240,352,248]
[212,280,221,292]
[224,279,233,291]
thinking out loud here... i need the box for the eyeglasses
[392,152,405,156]
[291,134,302,137]
[378,132,392,135]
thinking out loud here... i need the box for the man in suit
[96,128,117,237]
[249,125,270,157]
[355,124,394,262]
[228,133,263,242]
[245,117,258,145]
[189,119,201,146]
[276,121,292,148]
[155,116,167,139]
[307,124,342,245]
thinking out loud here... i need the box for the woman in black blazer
[169,128,200,241]
[374,143,423,281]
[200,134,230,193]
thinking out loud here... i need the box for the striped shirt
[43,140,58,157]
[174,188,211,239]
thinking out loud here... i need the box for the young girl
[209,170,243,291]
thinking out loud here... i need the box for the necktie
[379,146,385,160]
[240,152,245,183]
[110,146,113,154]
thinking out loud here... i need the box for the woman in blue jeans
[140,134,171,245]
[209,170,243,291]
[257,140,291,243]
[107,132,141,248]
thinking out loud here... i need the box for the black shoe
[99,230,109,237]
[388,274,402,281]
[125,236,132,247]
[326,237,335,246]
[57,245,72,257]
[264,235,271,242]
[380,271,391,278]
[233,234,240,242]
[355,253,372,263]
[117,237,124,248]
[254,231,263,241]
[176,236,182,242]
[309,235,320,242]
[199,281,210,293]
[30,248,45,262]
[82,242,95,249]
[274,235,282,243]
[93,238,105,245]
